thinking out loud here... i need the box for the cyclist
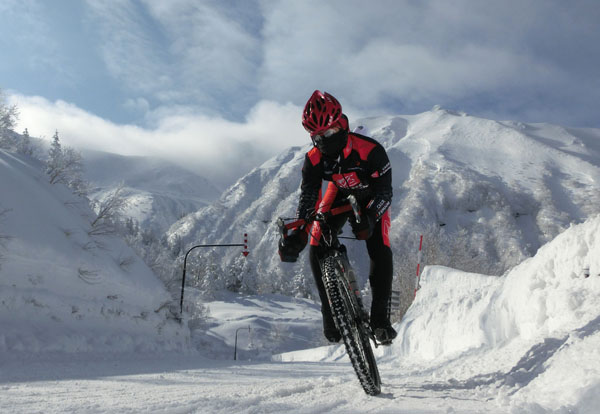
[279,90,397,345]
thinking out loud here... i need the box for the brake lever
[348,195,361,224]
[314,212,327,223]
[276,217,287,237]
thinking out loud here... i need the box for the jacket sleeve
[296,153,322,219]
[366,144,392,221]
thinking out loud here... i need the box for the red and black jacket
[297,132,392,222]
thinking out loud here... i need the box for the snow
[185,291,325,360]
[0,150,189,355]
[1,356,514,414]
[274,216,600,412]
[1,108,600,413]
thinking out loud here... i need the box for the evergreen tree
[17,128,33,156]
[0,89,18,150]
[46,131,63,183]
[45,130,86,194]
[62,147,87,196]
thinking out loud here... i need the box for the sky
[1,0,599,188]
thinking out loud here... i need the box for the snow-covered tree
[191,250,227,296]
[62,147,88,196]
[45,130,87,195]
[89,183,128,236]
[17,128,34,156]
[228,255,256,294]
[46,131,64,183]
[0,89,19,150]
[291,268,314,299]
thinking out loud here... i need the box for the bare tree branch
[89,183,128,236]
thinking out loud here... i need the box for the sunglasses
[311,127,341,143]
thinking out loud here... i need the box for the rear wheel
[322,256,381,396]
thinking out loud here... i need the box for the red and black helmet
[302,90,346,135]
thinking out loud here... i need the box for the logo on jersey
[381,162,391,175]
[371,162,391,178]
[332,172,364,189]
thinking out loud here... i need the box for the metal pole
[179,243,246,315]
[234,326,251,361]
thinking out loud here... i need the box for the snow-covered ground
[184,291,325,360]
[2,208,598,412]
[0,356,515,414]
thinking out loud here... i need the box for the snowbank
[395,215,600,411]
[393,215,599,364]
[277,215,600,411]
[0,150,190,356]
[393,266,502,363]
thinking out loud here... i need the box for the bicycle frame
[277,198,377,345]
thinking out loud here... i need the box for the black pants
[308,212,394,328]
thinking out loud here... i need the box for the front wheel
[322,256,381,396]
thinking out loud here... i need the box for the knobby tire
[322,256,381,396]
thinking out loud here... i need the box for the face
[311,126,348,157]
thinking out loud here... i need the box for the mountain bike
[278,195,382,396]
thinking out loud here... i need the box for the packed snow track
[1,355,511,413]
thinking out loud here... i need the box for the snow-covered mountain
[82,150,221,234]
[166,107,600,299]
[0,150,190,354]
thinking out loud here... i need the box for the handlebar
[278,196,361,238]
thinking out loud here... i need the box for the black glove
[278,229,308,262]
[350,212,376,240]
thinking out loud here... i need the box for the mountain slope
[82,150,221,233]
[0,150,190,354]
[166,107,600,299]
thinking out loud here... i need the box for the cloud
[0,0,77,85]
[84,0,173,95]
[84,0,262,118]
[4,0,600,198]
[31,0,595,128]
[10,94,307,188]
[123,97,151,114]
[256,0,600,126]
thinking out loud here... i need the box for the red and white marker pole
[414,234,423,298]
[242,233,249,257]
